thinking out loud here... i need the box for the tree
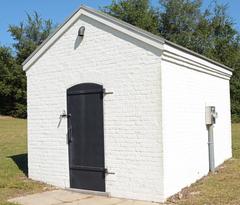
[0,12,55,118]
[0,47,16,115]
[103,0,160,35]
[158,0,240,61]
[159,0,203,50]
[204,4,240,122]
[105,0,240,121]
[9,11,54,64]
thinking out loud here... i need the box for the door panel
[67,83,105,191]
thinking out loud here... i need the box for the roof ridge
[22,5,233,72]
[80,5,233,72]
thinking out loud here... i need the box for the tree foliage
[1,2,240,120]
[103,0,160,34]
[0,47,18,115]
[9,11,54,64]
[0,12,54,118]
[104,0,240,121]
[159,0,203,50]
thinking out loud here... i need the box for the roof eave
[165,40,233,72]
[22,5,233,73]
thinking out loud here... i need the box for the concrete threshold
[66,188,110,197]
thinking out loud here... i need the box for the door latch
[58,110,71,128]
[60,110,71,118]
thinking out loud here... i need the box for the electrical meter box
[205,106,217,125]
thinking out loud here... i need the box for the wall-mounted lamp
[78,26,85,37]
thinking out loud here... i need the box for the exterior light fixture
[78,26,85,37]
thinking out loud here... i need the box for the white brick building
[22,6,233,203]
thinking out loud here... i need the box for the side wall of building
[26,14,164,202]
[161,44,232,199]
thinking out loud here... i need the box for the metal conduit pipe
[207,124,215,172]
[205,106,218,172]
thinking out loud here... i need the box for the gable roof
[22,5,233,72]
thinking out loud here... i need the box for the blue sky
[0,0,239,47]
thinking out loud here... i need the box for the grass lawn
[0,117,49,205]
[0,117,240,205]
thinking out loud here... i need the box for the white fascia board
[162,44,232,79]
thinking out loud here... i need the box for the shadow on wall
[8,153,28,177]
[74,36,83,49]
[79,15,162,57]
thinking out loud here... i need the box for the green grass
[0,117,49,205]
[167,123,240,205]
[0,118,240,205]
[232,123,240,159]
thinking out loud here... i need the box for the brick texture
[26,16,164,202]
[26,14,232,203]
[161,45,232,199]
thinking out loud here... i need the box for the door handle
[67,127,72,143]
[58,111,71,128]
[67,113,72,144]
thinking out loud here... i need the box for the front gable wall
[23,7,164,71]
[27,14,164,201]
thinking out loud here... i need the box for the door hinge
[103,89,113,95]
[105,168,115,175]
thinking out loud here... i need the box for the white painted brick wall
[26,15,164,202]
[26,11,232,203]
[161,44,232,199]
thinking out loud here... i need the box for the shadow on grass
[8,153,28,177]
